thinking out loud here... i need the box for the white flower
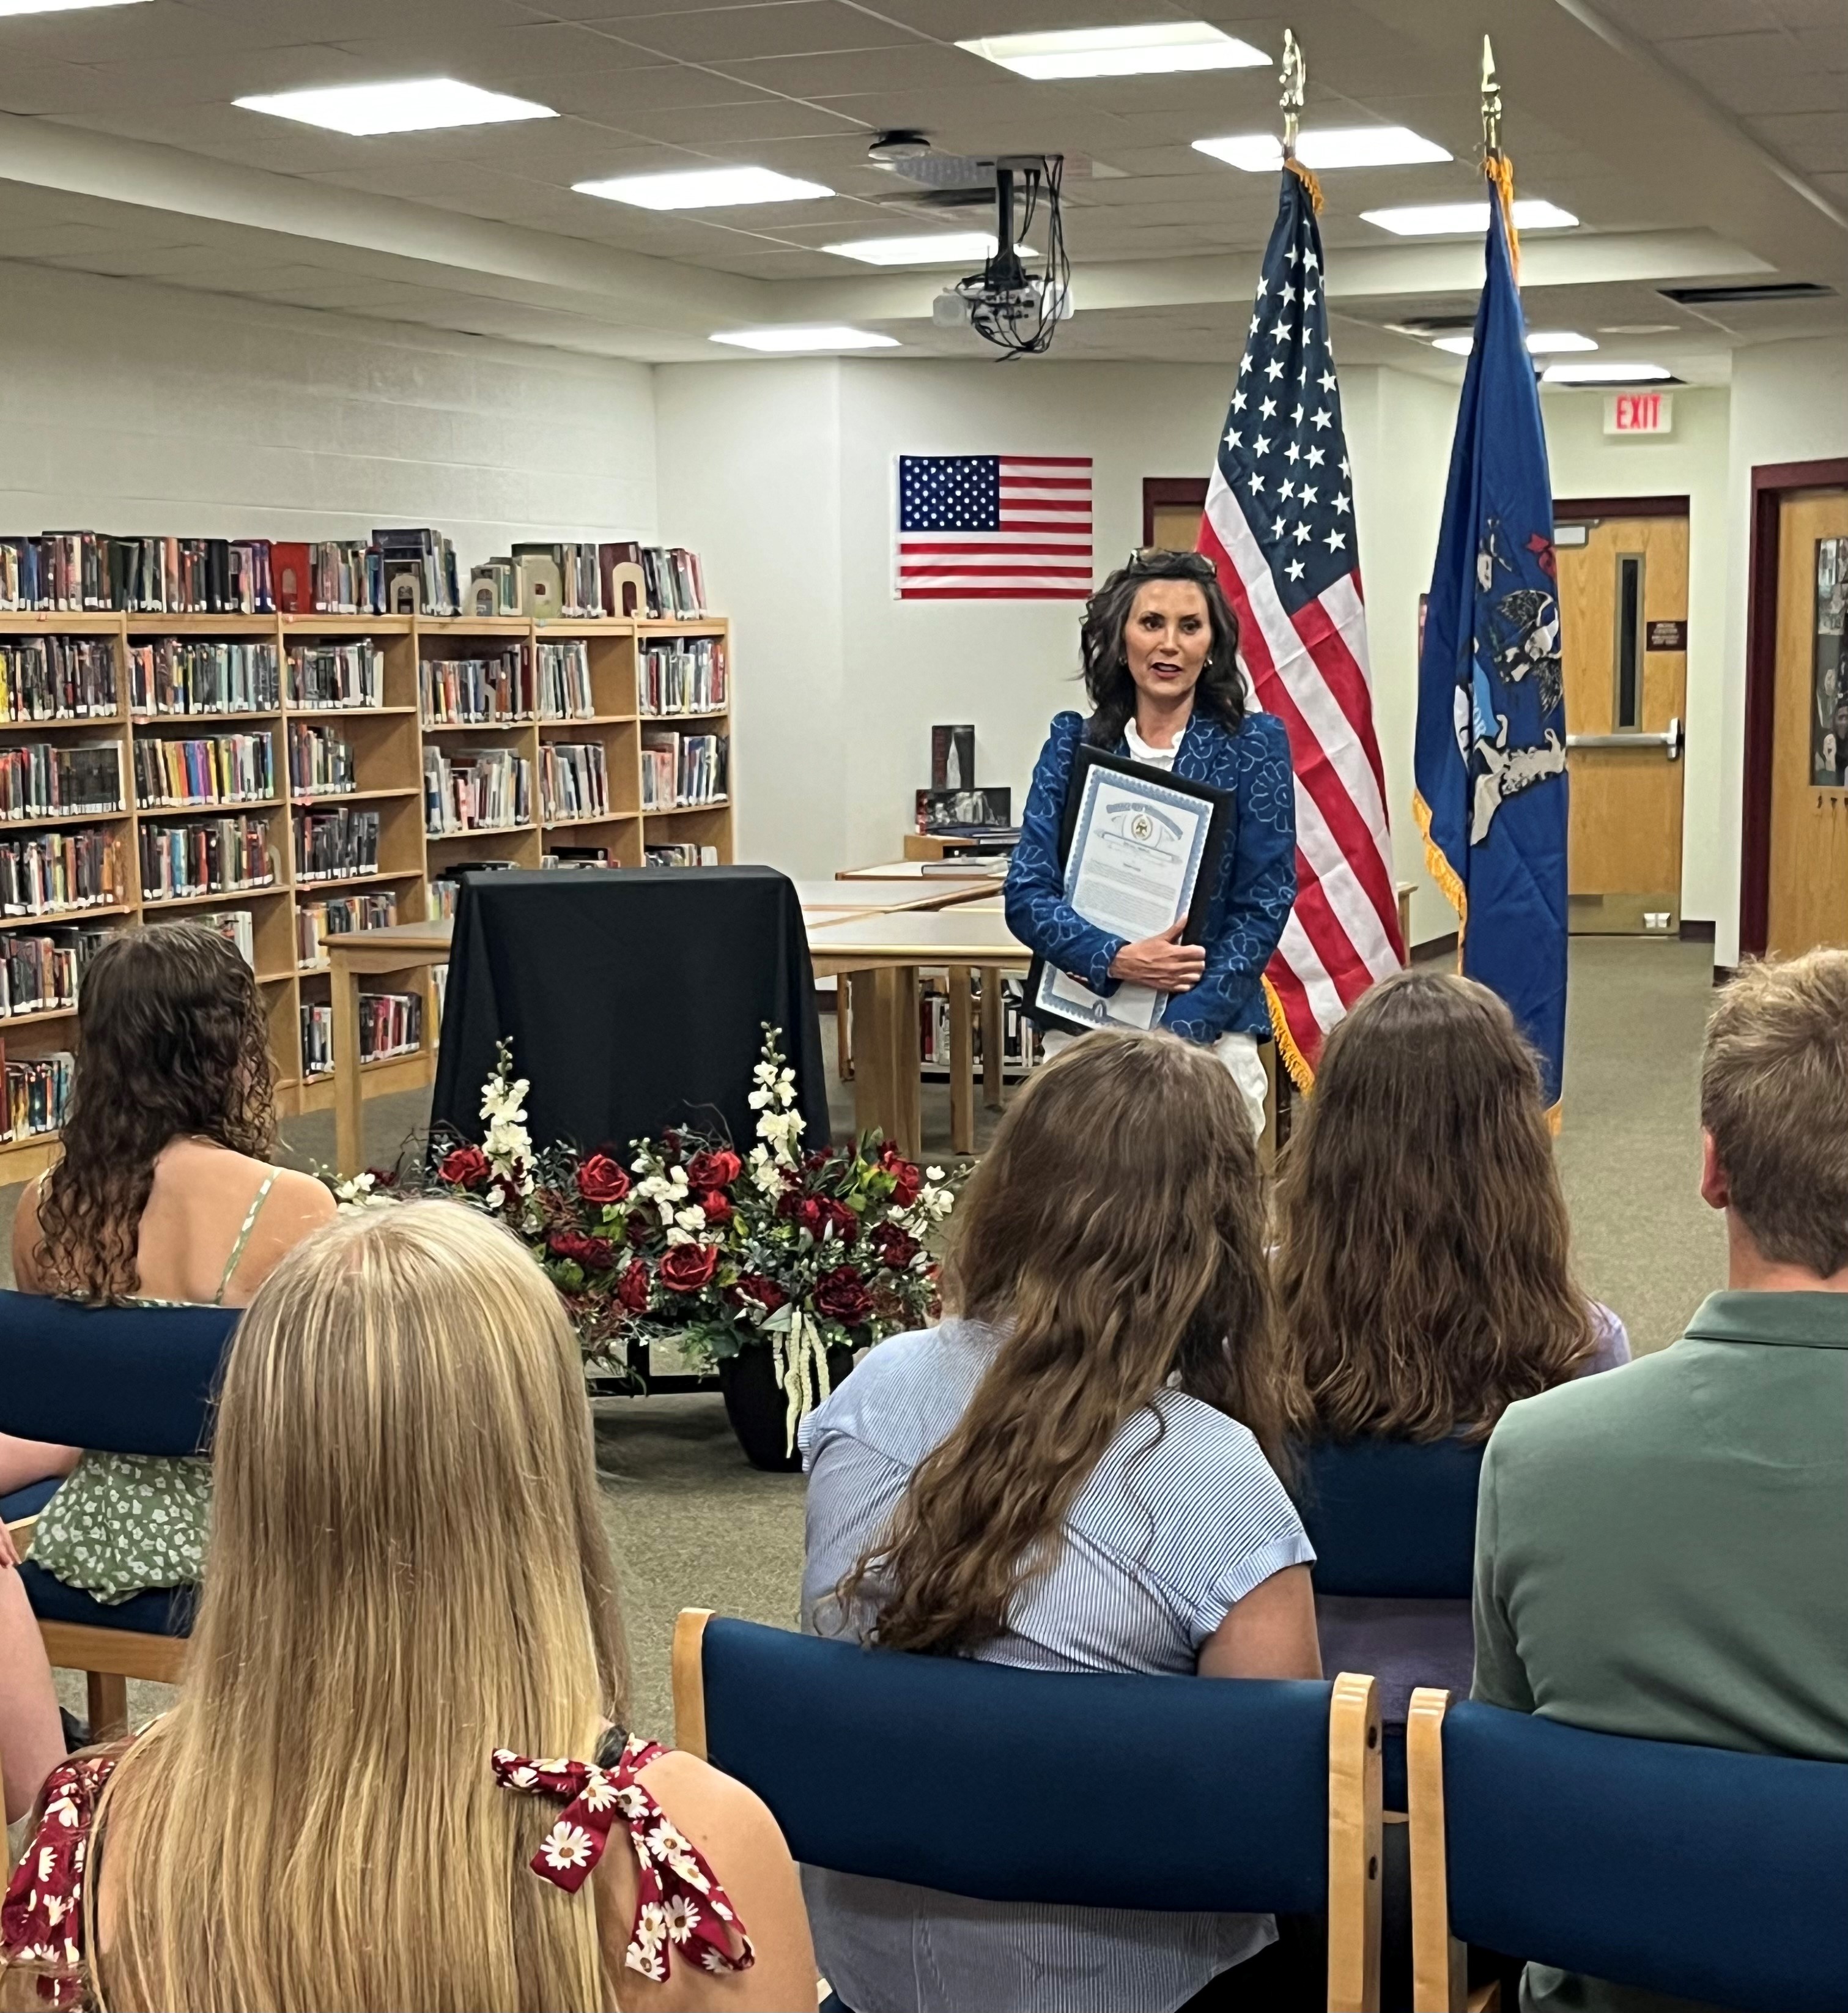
[580,1771,618,1813]
[481,1187,505,1212]
[663,1894,700,1944]
[700,1949,730,1974]
[664,1227,695,1247]
[646,1820,701,1881]
[615,1784,651,1819]
[633,1902,668,1957]
[925,1166,945,1181]
[674,1204,707,1233]
[35,1847,53,1882]
[747,1086,771,1111]
[42,1896,67,1927]
[540,1821,596,1872]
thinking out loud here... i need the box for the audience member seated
[10,922,334,1605]
[1473,949,1848,2013]
[0,1200,817,2012]
[799,1028,1320,2013]
[0,1527,61,1825]
[1273,968,1627,1726]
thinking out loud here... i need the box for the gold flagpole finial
[1280,29,1306,160]
[1480,34,1503,158]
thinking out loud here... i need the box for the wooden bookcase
[0,610,733,1179]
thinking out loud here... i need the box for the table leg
[980,966,1005,1110]
[333,958,364,1177]
[851,970,895,1148]
[893,965,922,1160]
[948,964,974,1157]
[835,979,854,1082]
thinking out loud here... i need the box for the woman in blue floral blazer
[1004,550,1296,1133]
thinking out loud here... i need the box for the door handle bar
[1565,716,1683,760]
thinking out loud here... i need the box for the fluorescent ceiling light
[575,166,831,210]
[958,22,1266,80]
[1362,198,1579,235]
[711,326,898,353]
[1432,331,1599,357]
[1194,127,1451,172]
[821,232,1035,266]
[234,78,555,136]
[0,0,148,13]
[1542,360,1672,384]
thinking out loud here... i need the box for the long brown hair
[37,922,276,1302]
[1274,967,1595,1443]
[91,1201,627,2011]
[843,1029,1282,1658]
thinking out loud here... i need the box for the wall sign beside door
[1813,536,1848,788]
[1646,619,1687,650]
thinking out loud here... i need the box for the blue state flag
[1413,191,1569,1107]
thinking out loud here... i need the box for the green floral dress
[28,1170,278,1605]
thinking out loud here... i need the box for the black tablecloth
[431,867,829,1158]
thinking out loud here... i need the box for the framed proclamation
[1027,746,1233,1037]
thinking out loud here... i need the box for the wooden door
[1150,502,1203,551]
[1556,514,1689,933]
[1766,488,1848,956]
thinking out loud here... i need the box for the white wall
[0,259,658,566]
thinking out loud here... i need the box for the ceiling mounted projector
[926,156,1073,358]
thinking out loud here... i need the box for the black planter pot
[719,1343,855,1472]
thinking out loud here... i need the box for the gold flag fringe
[1485,150,1520,280]
[1264,974,1316,1094]
[1284,155,1325,215]
[1411,788,1468,967]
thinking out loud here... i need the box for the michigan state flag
[1413,188,1568,1108]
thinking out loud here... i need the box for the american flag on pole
[896,454,1093,599]
[1197,166,1405,1086]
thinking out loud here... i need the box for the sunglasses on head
[1125,548,1217,581]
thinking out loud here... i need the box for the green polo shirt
[1473,1291,1848,2013]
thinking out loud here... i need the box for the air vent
[1658,281,1835,305]
[1383,314,1476,337]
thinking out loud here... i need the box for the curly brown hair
[36,923,278,1302]
[839,1028,1284,1658]
[1274,967,1595,1444]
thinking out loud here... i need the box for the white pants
[1040,1026,1269,1140]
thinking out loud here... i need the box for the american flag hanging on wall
[896,454,1093,599]
[1198,165,1405,1087]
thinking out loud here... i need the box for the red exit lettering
[1616,393,1661,431]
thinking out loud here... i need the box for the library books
[542,846,611,869]
[0,535,274,615]
[536,640,594,721]
[130,639,280,717]
[1,1050,74,1141]
[295,890,399,968]
[139,817,272,903]
[0,829,124,916]
[0,925,111,1019]
[133,732,275,809]
[295,806,382,882]
[426,859,514,922]
[300,992,422,1076]
[511,542,607,621]
[539,742,608,824]
[0,744,122,822]
[374,528,461,619]
[638,639,727,716]
[646,843,720,867]
[420,650,535,725]
[196,909,255,969]
[0,639,117,722]
[424,748,531,835]
[288,723,357,798]
[275,543,378,619]
[289,641,383,711]
[918,971,1041,1077]
[641,730,726,810]
[638,546,708,621]
[468,561,520,618]
[300,1002,333,1077]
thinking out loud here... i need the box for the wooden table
[328,919,454,1176]
[807,909,1031,1161]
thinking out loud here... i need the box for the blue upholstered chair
[0,1290,238,1734]
[1407,1690,1848,2012]
[673,1609,1385,2013]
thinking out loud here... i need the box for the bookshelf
[0,612,733,1176]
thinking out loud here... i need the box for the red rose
[438,1142,491,1188]
[577,1153,630,1207]
[697,1188,732,1226]
[626,1209,654,1246]
[885,1154,923,1207]
[549,1229,613,1272]
[870,1222,920,1270]
[732,1271,787,1314]
[687,1148,742,1191]
[659,1241,720,1294]
[813,1264,873,1328]
[618,1259,651,1313]
[780,1192,826,1238]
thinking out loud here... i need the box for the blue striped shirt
[797,1318,1315,2013]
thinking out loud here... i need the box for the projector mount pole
[989,163,1029,292]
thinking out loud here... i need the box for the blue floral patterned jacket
[1004,707,1296,1044]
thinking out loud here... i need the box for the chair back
[1296,1437,1484,1600]
[0,1290,237,1455]
[1409,1692,1848,2013]
[675,1612,1383,2010]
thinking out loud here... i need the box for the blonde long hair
[94,1201,627,2012]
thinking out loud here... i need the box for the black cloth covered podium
[431,867,829,1158]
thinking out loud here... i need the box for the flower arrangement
[429,1028,958,1448]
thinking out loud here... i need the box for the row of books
[287,724,357,798]
[295,807,382,882]
[300,991,423,1076]
[639,546,708,621]
[420,651,533,726]
[132,733,275,809]
[637,639,726,717]
[0,744,122,822]
[465,541,708,622]
[0,829,124,916]
[424,749,531,834]
[539,742,608,825]
[646,843,721,867]
[0,1050,74,1141]
[128,640,280,717]
[917,973,1043,1078]
[536,640,594,719]
[0,925,113,1019]
[295,891,399,968]
[641,730,727,810]
[194,909,256,969]
[0,638,116,722]
[140,818,273,904]
[290,641,383,711]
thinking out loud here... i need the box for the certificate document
[1030,749,1231,1035]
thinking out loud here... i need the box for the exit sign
[1605,391,1674,436]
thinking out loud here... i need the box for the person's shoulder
[1044,709,1086,751]
[1127,1388,1279,1484]
[1231,708,1291,759]
[1490,1344,1679,1462]
[255,1165,338,1236]
[635,1746,788,1856]
[800,1321,955,1450]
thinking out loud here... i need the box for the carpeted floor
[0,939,1726,1742]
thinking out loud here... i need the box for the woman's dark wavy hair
[37,923,278,1302]
[1080,550,1248,748]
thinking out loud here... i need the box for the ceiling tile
[1659,31,1847,116]
[590,2,927,64]
[1746,107,1848,168]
